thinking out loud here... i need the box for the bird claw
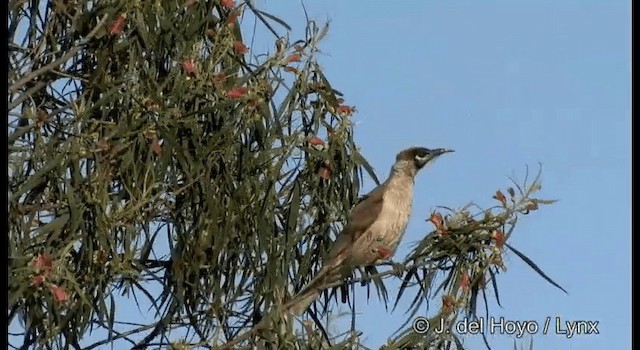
[375,247,392,260]
[391,262,405,277]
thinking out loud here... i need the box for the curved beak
[433,148,455,156]
[415,148,454,169]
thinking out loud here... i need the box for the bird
[283,146,454,315]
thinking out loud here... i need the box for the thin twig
[9,14,109,94]
[216,259,434,349]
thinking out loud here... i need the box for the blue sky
[10,1,630,349]
[249,1,630,349]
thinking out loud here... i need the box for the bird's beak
[429,148,454,164]
[415,148,454,169]
[431,148,455,159]
[432,148,454,156]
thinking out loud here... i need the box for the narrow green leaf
[353,151,380,185]
[506,243,568,294]
[10,150,67,202]
[365,266,389,308]
[286,180,301,236]
[316,22,330,43]
[253,8,292,31]
[487,267,502,307]
[536,198,558,205]
[108,294,115,344]
[33,213,70,235]
[392,266,417,312]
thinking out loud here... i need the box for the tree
[8,1,564,349]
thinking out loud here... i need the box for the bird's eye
[415,154,429,163]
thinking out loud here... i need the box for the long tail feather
[283,288,320,315]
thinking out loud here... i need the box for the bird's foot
[390,261,405,277]
[375,246,393,260]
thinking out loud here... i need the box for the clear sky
[249,1,631,349]
[10,1,630,349]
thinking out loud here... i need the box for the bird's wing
[286,184,386,313]
[328,183,385,258]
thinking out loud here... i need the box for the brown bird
[284,146,454,315]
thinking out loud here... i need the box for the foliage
[379,168,564,349]
[8,1,563,349]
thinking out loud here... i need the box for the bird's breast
[371,182,413,252]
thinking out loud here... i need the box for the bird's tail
[282,260,346,316]
[283,288,320,316]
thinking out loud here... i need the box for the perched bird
[284,146,454,315]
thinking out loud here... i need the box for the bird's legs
[375,246,393,260]
[373,246,404,277]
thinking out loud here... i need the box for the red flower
[49,285,69,303]
[308,136,324,146]
[283,66,298,74]
[32,275,45,287]
[493,190,507,206]
[492,230,506,248]
[336,105,355,116]
[151,140,163,156]
[220,0,234,8]
[33,254,53,271]
[429,212,447,236]
[109,13,127,36]
[233,41,248,55]
[319,167,331,180]
[286,54,301,63]
[429,212,443,229]
[32,253,54,287]
[442,294,456,314]
[460,273,471,291]
[319,160,332,180]
[226,86,248,99]
[308,136,326,151]
[226,10,240,27]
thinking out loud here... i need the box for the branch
[216,259,434,349]
[9,14,109,94]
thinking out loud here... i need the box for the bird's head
[393,147,454,176]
